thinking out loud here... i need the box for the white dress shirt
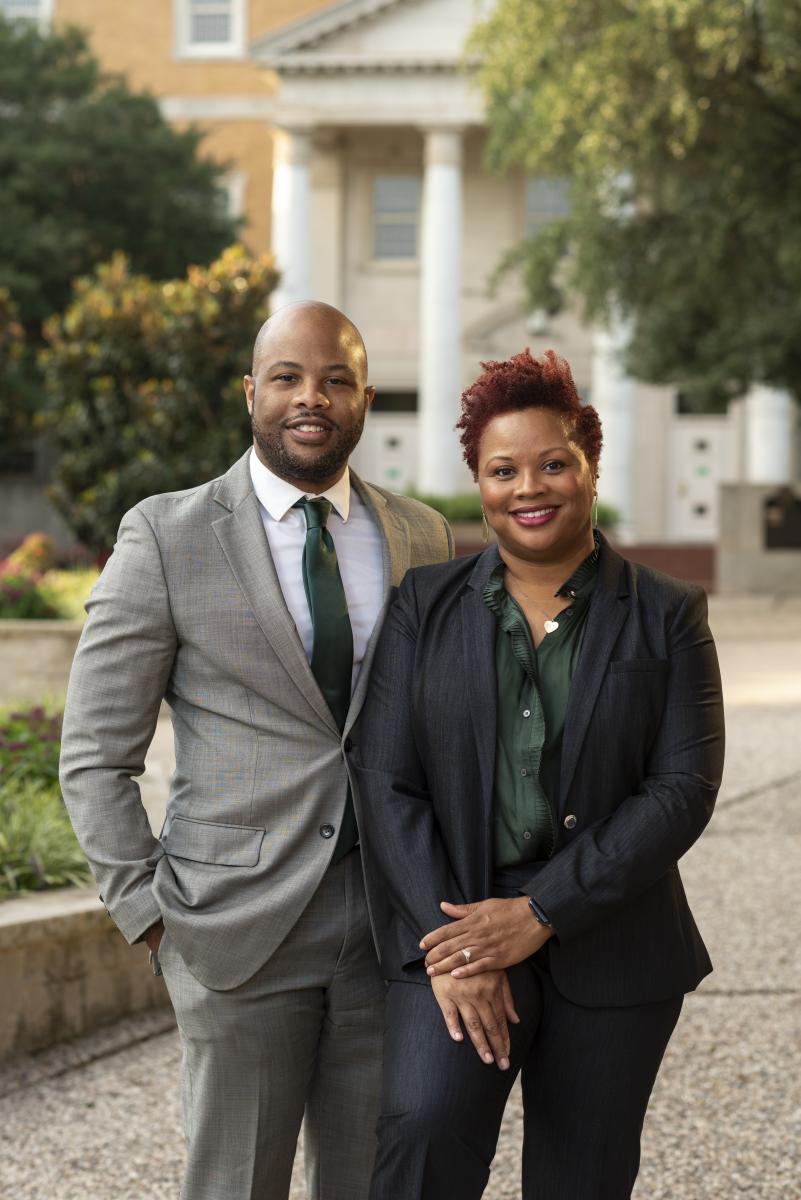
[249,450,385,693]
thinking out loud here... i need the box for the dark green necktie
[295,497,358,861]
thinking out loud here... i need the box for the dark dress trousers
[350,536,725,1199]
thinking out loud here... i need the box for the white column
[418,128,463,496]
[271,126,312,310]
[744,385,795,483]
[590,317,636,543]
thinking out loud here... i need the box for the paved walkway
[1,600,799,1197]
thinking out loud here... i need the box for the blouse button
[521,768,528,777]
[563,814,577,830]
[523,709,531,718]
[522,830,532,840]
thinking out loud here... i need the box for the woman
[350,349,724,1200]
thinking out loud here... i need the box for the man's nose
[293,380,330,409]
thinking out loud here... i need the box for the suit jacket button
[563,814,577,830]
[343,737,353,752]
[320,824,336,839]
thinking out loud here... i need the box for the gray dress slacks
[157,848,384,1200]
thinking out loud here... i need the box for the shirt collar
[249,449,351,522]
[484,530,601,611]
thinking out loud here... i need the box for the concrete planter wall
[0,888,169,1061]
[0,619,82,705]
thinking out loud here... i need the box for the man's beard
[250,409,366,485]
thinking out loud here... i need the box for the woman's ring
[461,948,472,964]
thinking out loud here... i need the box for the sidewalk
[1,600,799,1198]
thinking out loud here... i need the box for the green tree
[0,14,239,446]
[471,0,801,409]
[41,246,278,553]
[0,289,28,466]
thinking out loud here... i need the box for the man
[59,301,453,1200]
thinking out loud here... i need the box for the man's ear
[364,385,376,412]
[243,375,255,415]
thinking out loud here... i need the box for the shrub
[0,780,90,898]
[5,532,58,577]
[407,491,485,523]
[41,245,278,553]
[408,491,620,534]
[0,568,61,619]
[0,706,62,787]
[38,567,99,621]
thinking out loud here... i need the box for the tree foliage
[471,0,801,409]
[0,289,28,465]
[41,246,278,553]
[0,15,237,329]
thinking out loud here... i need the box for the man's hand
[431,969,519,1070]
[143,919,164,955]
[421,898,552,978]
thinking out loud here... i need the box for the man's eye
[274,374,297,383]
[327,377,349,386]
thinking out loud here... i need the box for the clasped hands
[420,897,553,1072]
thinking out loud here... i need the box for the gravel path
[1,626,799,1198]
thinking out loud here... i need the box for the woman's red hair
[456,349,602,477]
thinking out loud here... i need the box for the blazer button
[320,824,335,839]
[563,814,577,830]
[343,737,353,752]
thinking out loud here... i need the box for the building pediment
[253,0,491,74]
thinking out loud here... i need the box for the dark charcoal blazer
[350,535,725,1007]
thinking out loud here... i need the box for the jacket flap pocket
[609,658,669,674]
[163,816,265,867]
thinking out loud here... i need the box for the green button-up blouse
[483,537,600,869]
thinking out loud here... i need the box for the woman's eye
[494,467,515,478]
[543,460,565,472]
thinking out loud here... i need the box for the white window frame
[371,174,421,263]
[0,0,53,29]
[174,0,246,61]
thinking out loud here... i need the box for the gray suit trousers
[157,848,384,1200]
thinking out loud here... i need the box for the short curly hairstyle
[456,349,602,478]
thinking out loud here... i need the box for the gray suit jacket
[59,449,453,990]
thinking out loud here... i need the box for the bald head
[252,301,368,381]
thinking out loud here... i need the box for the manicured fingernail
[426,966,434,976]
[451,969,463,978]
[419,941,426,950]
[483,1052,493,1064]
[500,1058,510,1071]
[451,1031,463,1041]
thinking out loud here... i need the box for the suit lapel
[344,475,412,735]
[559,541,630,809]
[462,549,501,893]
[211,453,339,734]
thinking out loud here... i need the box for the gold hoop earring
[481,507,489,543]
[592,495,598,528]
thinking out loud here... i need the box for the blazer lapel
[462,548,501,894]
[211,453,339,735]
[559,540,630,810]
[344,474,412,735]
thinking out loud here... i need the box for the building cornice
[251,0,408,59]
